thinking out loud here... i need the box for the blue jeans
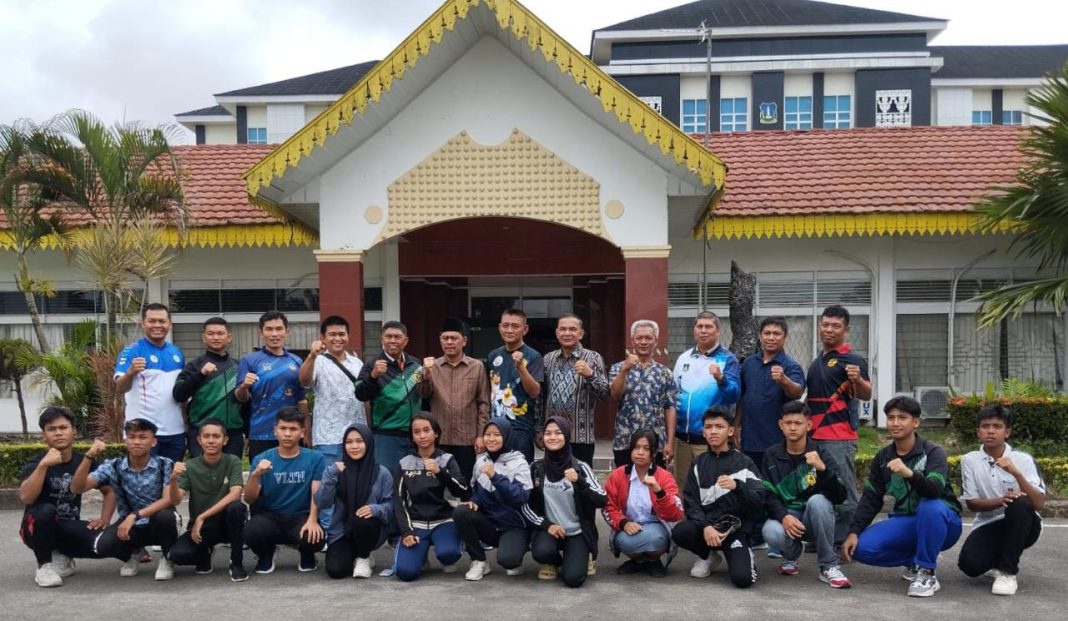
[812,439,857,543]
[314,443,344,527]
[395,522,463,582]
[511,426,535,463]
[152,433,187,462]
[855,499,963,570]
[762,493,838,568]
[614,522,671,557]
[374,434,414,474]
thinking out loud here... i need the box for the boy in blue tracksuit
[673,312,740,481]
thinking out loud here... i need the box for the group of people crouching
[21,397,1044,599]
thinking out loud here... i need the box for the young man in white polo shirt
[957,404,1045,596]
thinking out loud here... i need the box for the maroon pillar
[316,251,365,352]
[624,251,670,364]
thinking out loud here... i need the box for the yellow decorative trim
[314,249,366,263]
[620,245,672,259]
[383,129,604,242]
[701,213,1014,240]
[0,224,318,250]
[244,0,726,196]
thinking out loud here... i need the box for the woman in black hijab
[315,423,395,579]
[523,416,607,588]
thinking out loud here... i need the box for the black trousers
[671,519,756,589]
[453,504,528,567]
[440,444,477,483]
[247,439,279,461]
[531,530,592,588]
[243,511,324,560]
[572,443,595,466]
[324,516,383,579]
[188,428,244,459]
[169,501,247,568]
[612,450,666,469]
[958,497,1043,576]
[19,505,100,565]
[95,509,179,561]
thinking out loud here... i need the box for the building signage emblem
[759,102,778,124]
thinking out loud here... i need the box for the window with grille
[823,95,851,129]
[720,98,748,132]
[785,96,812,130]
[681,99,707,134]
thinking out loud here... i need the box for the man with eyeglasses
[486,308,544,462]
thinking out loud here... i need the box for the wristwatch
[132,511,142,521]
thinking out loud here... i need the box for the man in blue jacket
[673,312,740,483]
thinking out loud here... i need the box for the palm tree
[974,63,1068,328]
[23,110,188,339]
[0,337,40,439]
[0,121,71,352]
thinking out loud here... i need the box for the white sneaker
[465,560,491,581]
[52,552,75,578]
[120,557,140,577]
[992,572,1018,596]
[353,557,374,579]
[441,563,458,574]
[690,553,722,578]
[907,569,940,597]
[154,558,175,581]
[35,563,63,588]
[505,567,524,576]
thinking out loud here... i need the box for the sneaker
[908,568,940,598]
[819,565,852,589]
[50,552,75,577]
[353,557,374,579]
[120,557,140,577]
[441,563,458,574]
[586,555,596,576]
[298,551,318,572]
[751,542,770,551]
[767,548,783,559]
[645,559,667,578]
[616,559,644,575]
[992,572,1018,596]
[154,558,175,581]
[378,565,396,577]
[777,559,800,576]
[537,564,558,580]
[690,554,722,578]
[254,552,275,575]
[465,560,492,581]
[505,567,524,576]
[195,547,215,574]
[984,568,1000,579]
[35,563,63,588]
[229,564,249,582]
[902,564,920,581]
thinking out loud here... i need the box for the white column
[382,240,401,321]
[873,238,897,427]
[146,277,163,304]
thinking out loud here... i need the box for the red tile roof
[172,144,278,226]
[695,125,1027,217]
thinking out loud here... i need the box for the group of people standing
[18,303,1045,600]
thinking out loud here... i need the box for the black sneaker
[254,551,275,575]
[230,564,249,582]
[195,547,215,574]
[616,559,644,575]
[298,551,318,572]
[645,560,667,578]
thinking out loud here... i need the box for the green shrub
[857,453,1067,498]
[946,396,1068,456]
[0,443,125,487]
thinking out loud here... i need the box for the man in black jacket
[172,317,244,458]
[671,407,763,588]
[760,400,850,587]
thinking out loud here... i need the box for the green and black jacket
[849,434,962,535]
[172,351,243,430]
[354,352,422,435]
[761,440,848,521]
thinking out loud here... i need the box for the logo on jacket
[827,359,838,368]
[149,355,159,363]
[682,363,690,372]
[172,355,181,363]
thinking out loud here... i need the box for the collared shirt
[625,467,656,524]
[237,348,306,441]
[487,344,544,432]
[961,443,1045,530]
[543,345,610,445]
[309,352,365,446]
[114,337,185,436]
[673,344,741,438]
[806,344,869,441]
[91,455,174,525]
[608,359,677,450]
[418,355,490,446]
[739,350,805,453]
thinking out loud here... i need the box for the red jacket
[603,463,684,531]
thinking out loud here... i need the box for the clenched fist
[241,373,259,388]
[575,360,593,378]
[709,363,723,381]
[171,461,186,481]
[845,364,862,382]
[254,459,273,475]
[200,361,217,376]
[804,451,825,472]
[129,357,147,374]
[86,438,107,460]
[310,340,327,357]
[770,365,784,383]
[371,359,388,379]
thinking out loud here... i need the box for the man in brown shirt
[418,317,490,480]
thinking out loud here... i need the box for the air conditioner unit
[914,387,952,419]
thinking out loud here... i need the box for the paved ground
[3,501,1066,620]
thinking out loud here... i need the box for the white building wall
[246,106,267,131]
[305,104,329,124]
[934,88,972,126]
[784,73,812,98]
[719,74,751,100]
[267,103,307,144]
[680,76,707,101]
[823,72,854,99]
[972,89,993,118]
[205,124,237,145]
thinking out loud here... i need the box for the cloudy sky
[3,0,1066,141]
